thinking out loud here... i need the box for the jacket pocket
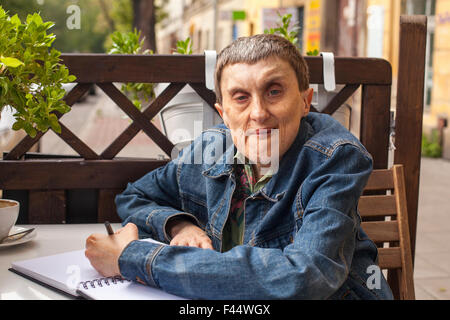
[180,192,209,227]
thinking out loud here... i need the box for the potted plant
[155,37,222,151]
[0,7,76,138]
[108,29,155,111]
[0,7,77,223]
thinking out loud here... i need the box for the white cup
[0,199,20,240]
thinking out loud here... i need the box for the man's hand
[85,223,139,277]
[167,218,213,249]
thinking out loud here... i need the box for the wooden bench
[360,164,415,300]
[0,15,427,299]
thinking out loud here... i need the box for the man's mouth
[247,128,277,136]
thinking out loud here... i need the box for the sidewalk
[413,157,450,299]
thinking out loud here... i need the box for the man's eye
[236,95,248,101]
[269,89,282,96]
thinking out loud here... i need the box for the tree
[132,0,156,52]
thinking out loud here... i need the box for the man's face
[215,56,313,167]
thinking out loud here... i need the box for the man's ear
[303,88,314,113]
[305,88,314,107]
[215,103,224,118]
[215,103,230,128]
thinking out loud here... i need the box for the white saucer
[0,226,37,247]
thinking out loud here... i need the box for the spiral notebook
[10,238,186,300]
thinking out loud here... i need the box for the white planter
[310,84,351,130]
[155,83,223,150]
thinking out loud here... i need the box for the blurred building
[360,0,449,157]
[155,0,185,54]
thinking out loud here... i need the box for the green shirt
[221,151,273,252]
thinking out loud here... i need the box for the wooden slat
[101,82,186,159]
[358,195,397,217]
[378,247,402,269]
[322,84,360,115]
[393,164,416,300]
[393,15,428,265]
[61,54,207,83]
[310,105,319,113]
[361,221,399,243]
[3,83,92,160]
[189,83,218,111]
[360,84,391,170]
[60,54,392,85]
[304,56,391,85]
[56,122,100,160]
[63,83,94,106]
[364,169,394,191]
[0,159,169,190]
[97,83,175,157]
[28,190,66,224]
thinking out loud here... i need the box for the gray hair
[215,34,310,104]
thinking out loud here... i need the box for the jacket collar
[201,135,236,178]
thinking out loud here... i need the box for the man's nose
[249,97,270,123]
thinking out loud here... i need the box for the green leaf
[10,14,21,27]
[0,77,8,94]
[23,122,37,138]
[53,103,71,114]
[49,113,61,133]
[66,75,77,82]
[12,120,24,131]
[307,49,319,56]
[175,37,193,55]
[0,56,24,68]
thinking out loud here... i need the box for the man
[85,34,393,299]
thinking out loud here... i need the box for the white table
[0,223,121,300]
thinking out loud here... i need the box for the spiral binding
[79,276,130,290]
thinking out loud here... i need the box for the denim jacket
[116,112,393,300]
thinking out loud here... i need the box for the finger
[115,226,125,234]
[123,223,139,237]
[190,239,210,249]
[182,240,191,247]
[170,238,185,247]
[199,239,213,249]
[85,234,98,248]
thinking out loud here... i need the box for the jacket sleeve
[115,154,201,243]
[118,143,373,299]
